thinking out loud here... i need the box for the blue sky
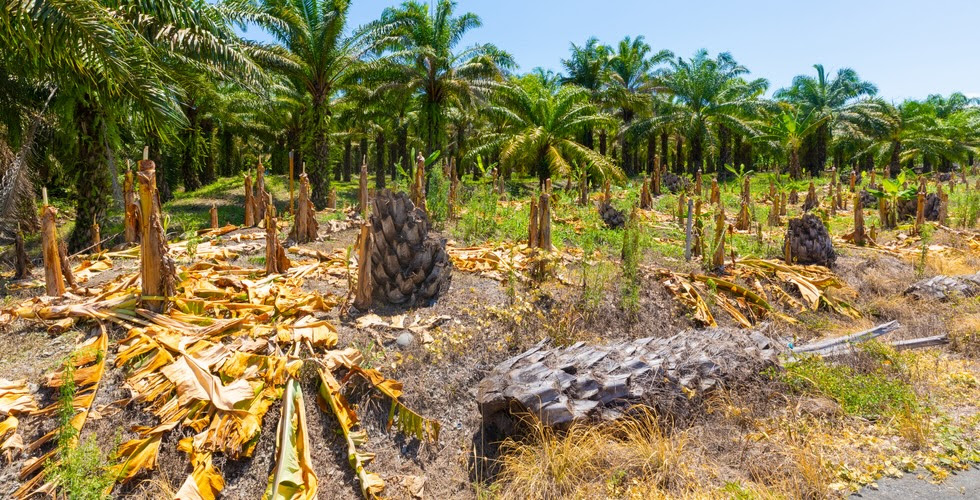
[237,0,980,102]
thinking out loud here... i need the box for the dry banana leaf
[0,380,37,416]
[317,367,384,499]
[265,378,318,500]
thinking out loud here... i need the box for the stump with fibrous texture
[124,170,139,243]
[354,222,373,310]
[711,205,726,270]
[938,185,949,225]
[789,189,799,205]
[784,214,836,267]
[898,193,940,221]
[802,182,818,212]
[137,159,177,312]
[735,177,751,231]
[695,169,703,197]
[368,190,451,306]
[40,205,65,296]
[410,154,426,211]
[710,178,720,205]
[639,177,652,209]
[663,172,690,194]
[852,192,866,246]
[599,201,626,229]
[14,229,30,280]
[538,185,552,252]
[244,174,255,227]
[265,197,290,276]
[210,204,218,229]
[254,160,269,222]
[528,198,539,248]
[652,162,662,196]
[58,240,75,289]
[289,173,319,244]
[359,161,370,217]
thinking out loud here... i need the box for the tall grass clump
[426,164,450,224]
[456,184,501,243]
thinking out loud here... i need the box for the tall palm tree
[253,0,374,206]
[560,37,611,150]
[775,64,878,176]
[642,50,768,175]
[375,0,514,155]
[758,105,829,179]
[471,75,618,184]
[606,36,672,176]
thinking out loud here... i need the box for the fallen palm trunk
[790,321,900,357]
[477,328,779,432]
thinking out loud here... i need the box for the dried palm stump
[784,214,836,267]
[289,173,319,244]
[368,190,451,306]
[599,201,626,229]
[137,157,177,312]
[40,204,65,296]
[265,197,290,275]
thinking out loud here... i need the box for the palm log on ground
[477,328,779,433]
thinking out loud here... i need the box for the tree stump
[265,197,290,276]
[244,174,255,227]
[639,177,652,209]
[289,173,319,244]
[538,186,552,252]
[652,163,662,196]
[852,192,866,246]
[411,154,426,211]
[288,150,295,216]
[91,222,101,253]
[711,205,726,270]
[58,240,75,288]
[137,158,177,312]
[327,188,337,210]
[803,182,818,212]
[359,160,370,217]
[210,203,219,229]
[254,159,268,222]
[528,198,539,248]
[40,205,65,296]
[368,190,451,306]
[124,170,139,243]
[785,214,836,267]
[710,178,720,205]
[354,222,373,310]
[695,169,703,198]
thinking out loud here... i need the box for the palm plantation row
[1,0,978,252]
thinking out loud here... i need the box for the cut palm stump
[784,213,836,267]
[124,169,139,243]
[137,158,177,312]
[40,205,65,296]
[254,159,269,222]
[210,203,218,229]
[14,228,30,279]
[244,173,255,227]
[477,328,779,431]
[265,197,290,275]
[368,190,452,306]
[599,201,626,229]
[289,172,319,243]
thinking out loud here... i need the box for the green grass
[778,342,920,419]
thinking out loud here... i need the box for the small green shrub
[456,184,501,243]
[426,164,450,223]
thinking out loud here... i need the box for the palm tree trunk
[180,106,202,192]
[789,147,802,179]
[69,100,111,252]
[599,130,607,156]
[689,130,703,175]
[398,123,409,179]
[583,127,594,150]
[660,131,668,170]
[888,140,901,178]
[922,154,932,173]
[646,133,656,175]
[375,131,386,189]
[674,135,683,174]
[718,124,731,172]
[343,140,352,182]
[202,120,217,185]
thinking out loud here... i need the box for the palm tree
[606,36,672,176]
[775,64,878,176]
[560,37,611,150]
[642,50,768,175]
[374,0,514,155]
[758,106,829,179]
[471,74,618,185]
[253,0,375,207]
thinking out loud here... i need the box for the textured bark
[599,201,625,229]
[853,192,866,246]
[91,223,101,253]
[710,179,720,205]
[711,205,726,270]
[137,159,177,312]
[785,214,836,267]
[124,170,139,244]
[354,222,373,310]
[735,177,751,231]
[58,240,75,288]
[40,205,65,296]
[639,177,652,209]
[265,198,290,276]
[528,198,539,248]
[410,154,426,212]
[244,174,255,227]
[254,160,269,223]
[368,190,451,306]
[359,161,369,217]
[210,204,218,229]
[914,189,925,235]
[289,173,319,244]
[803,182,818,212]
[477,329,779,430]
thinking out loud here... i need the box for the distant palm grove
[1,0,978,251]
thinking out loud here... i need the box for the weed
[620,209,641,320]
[426,163,450,224]
[456,184,501,243]
[780,351,919,419]
[46,356,114,499]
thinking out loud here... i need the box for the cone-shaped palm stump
[40,205,65,297]
[124,170,139,243]
[265,198,290,276]
[785,214,836,267]
[368,190,451,306]
[289,173,319,243]
[244,174,255,227]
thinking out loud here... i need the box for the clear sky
[237,0,980,102]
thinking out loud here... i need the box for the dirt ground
[2,214,979,498]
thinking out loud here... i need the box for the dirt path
[852,467,980,498]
